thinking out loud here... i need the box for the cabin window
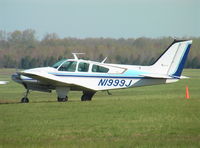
[58,61,77,72]
[92,65,109,73]
[78,62,89,72]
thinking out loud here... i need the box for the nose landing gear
[21,89,30,103]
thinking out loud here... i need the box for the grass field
[0,69,200,148]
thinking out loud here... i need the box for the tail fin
[151,40,192,77]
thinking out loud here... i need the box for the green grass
[0,69,200,148]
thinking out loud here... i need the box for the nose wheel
[21,89,30,103]
[21,97,29,103]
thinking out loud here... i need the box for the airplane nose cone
[11,73,22,83]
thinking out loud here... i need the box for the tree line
[0,29,200,69]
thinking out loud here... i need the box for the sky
[0,0,199,39]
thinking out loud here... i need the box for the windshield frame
[51,59,67,69]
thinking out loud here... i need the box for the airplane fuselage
[12,62,178,92]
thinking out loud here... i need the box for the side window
[92,64,109,73]
[78,62,89,72]
[58,61,77,72]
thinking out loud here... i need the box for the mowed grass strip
[0,69,200,148]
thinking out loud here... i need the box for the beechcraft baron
[12,39,192,103]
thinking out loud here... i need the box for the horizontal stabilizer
[180,76,190,79]
[140,73,172,79]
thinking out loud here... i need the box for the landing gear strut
[56,87,69,102]
[21,89,29,103]
[81,91,96,101]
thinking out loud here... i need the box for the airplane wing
[18,71,96,90]
[139,73,173,79]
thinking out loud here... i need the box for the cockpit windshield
[58,61,77,72]
[52,59,67,69]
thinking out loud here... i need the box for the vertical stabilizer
[151,40,192,77]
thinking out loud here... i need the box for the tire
[21,97,29,103]
[87,96,92,101]
[81,95,87,101]
[57,97,68,102]
[62,97,68,102]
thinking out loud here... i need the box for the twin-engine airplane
[12,39,192,103]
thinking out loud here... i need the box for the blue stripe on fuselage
[48,70,175,79]
[48,70,148,79]
[53,74,145,79]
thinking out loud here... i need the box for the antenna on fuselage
[72,53,85,60]
[101,57,107,63]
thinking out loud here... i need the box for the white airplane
[12,39,192,103]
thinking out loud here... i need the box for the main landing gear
[56,87,96,102]
[21,89,29,103]
[56,87,69,102]
[81,91,96,101]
